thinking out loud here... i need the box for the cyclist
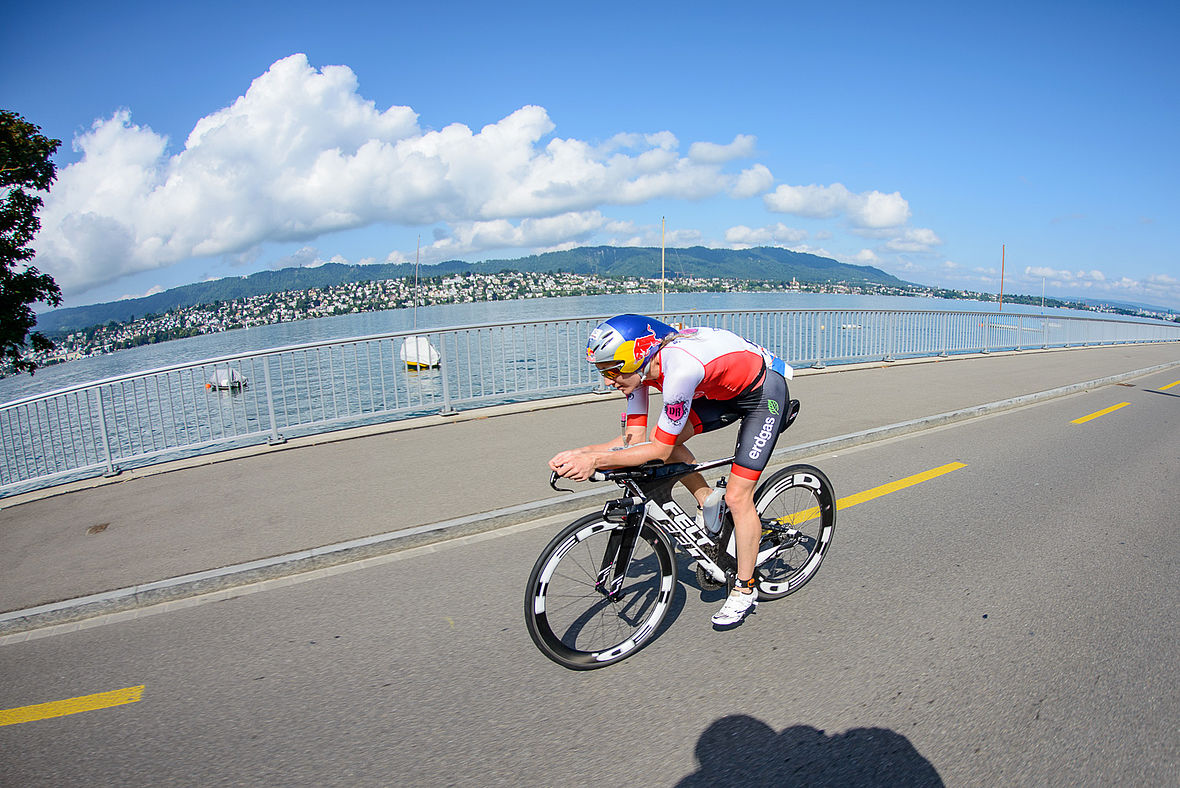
[549,314,792,628]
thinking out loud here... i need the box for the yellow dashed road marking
[0,685,144,727]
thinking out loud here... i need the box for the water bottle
[702,479,728,535]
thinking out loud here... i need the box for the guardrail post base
[103,466,122,478]
[268,435,287,446]
[810,361,826,369]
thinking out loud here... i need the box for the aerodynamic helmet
[586,314,678,374]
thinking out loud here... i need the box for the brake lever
[551,469,609,491]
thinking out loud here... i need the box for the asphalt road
[1,368,1177,786]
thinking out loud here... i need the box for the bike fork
[596,524,641,600]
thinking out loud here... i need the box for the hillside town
[22,271,858,366]
[16,270,1178,373]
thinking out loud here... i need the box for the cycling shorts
[687,368,789,482]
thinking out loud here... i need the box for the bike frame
[596,456,737,591]
[553,397,805,602]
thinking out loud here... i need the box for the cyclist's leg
[677,398,740,506]
[727,372,790,582]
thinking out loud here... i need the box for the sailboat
[206,366,247,390]
[400,237,441,369]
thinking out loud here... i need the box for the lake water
[0,291,1115,404]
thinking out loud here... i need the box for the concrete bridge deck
[2,342,1177,634]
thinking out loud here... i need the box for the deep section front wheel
[525,514,676,670]
[753,464,836,600]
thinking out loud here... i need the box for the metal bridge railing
[3,308,1177,497]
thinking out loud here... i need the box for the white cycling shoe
[711,587,757,627]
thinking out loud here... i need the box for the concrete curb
[2,357,1176,636]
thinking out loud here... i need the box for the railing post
[810,312,825,369]
[96,388,120,478]
[263,356,286,445]
[439,335,454,414]
[884,312,896,363]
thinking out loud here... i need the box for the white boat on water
[206,367,247,390]
[400,237,442,370]
[400,335,441,369]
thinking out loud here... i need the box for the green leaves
[1,110,64,375]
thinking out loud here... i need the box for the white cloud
[428,211,608,258]
[271,246,325,270]
[730,164,774,199]
[853,249,880,264]
[724,223,808,246]
[688,134,757,164]
[779,243,834,259]
[1020,265,1180,307]
[1024,266,1108,286]
[118,284,165,301]
[763,182,911,228]
[34,54,763,298]
[883,227,943,252]
[596,221,703,250]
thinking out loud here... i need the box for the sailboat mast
[413,235,420,331]
[660,217,666,313]
[998,244,1005,312]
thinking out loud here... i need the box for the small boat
[400,336,441,369]
[206,367,247,390]
[400,237,441,369]
[840,324,863,330]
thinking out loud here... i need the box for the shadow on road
[675,714,944,787]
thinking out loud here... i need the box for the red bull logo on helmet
[632,325,661,363]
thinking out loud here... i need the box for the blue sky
[4,0,1178,310]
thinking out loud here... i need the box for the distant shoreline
[16,270,1178,377]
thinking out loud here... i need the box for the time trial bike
[525,399,836,670]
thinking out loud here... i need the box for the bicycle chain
[695,543,726,590]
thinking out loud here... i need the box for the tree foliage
[1,110,63,374]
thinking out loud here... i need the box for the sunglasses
[598,363,625,380]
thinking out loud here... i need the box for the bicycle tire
[525,514,677,670]
[753,464,836,600]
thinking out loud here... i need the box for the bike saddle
[782,399,801,432]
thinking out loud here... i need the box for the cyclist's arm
[550,437,674,481]
[555,386,650,456]
[549,387,669,478]
[557,428,642,455]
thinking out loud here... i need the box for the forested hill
[37,245,912,335]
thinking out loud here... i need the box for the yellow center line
[836,461,967,510]
[777,462,967,524]
[1071,402,1130,424]
[0,685,144,727]
[1159,380,1180,391]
